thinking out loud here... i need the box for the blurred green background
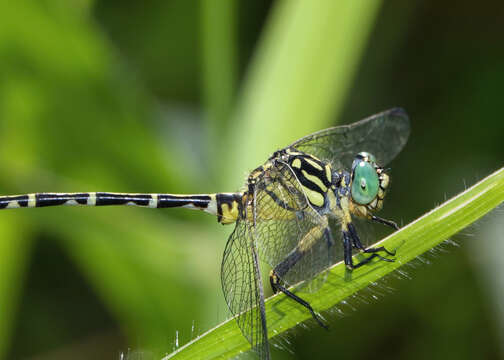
[0,1,503,359]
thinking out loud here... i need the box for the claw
[376,254,395,263]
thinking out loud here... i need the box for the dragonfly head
[350,152,389,212]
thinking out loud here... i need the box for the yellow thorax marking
[325,165,332,185]
[340,173,348,187]
[291,158,302,169]
[301,169,328,193]
[339,196,352,227]
[304,157,323,171]
[304,188,324,207]
[327,190,338,211]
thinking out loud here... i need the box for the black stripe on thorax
[290,156,331,192]
[300,157,331,186]
[157,194,211,209]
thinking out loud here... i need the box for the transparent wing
[252,161,339,289]
[221,219,270,359]
[292,216,344,293]
[288,108,410,168]
[221,159,341,353]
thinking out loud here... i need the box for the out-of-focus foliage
[0,1,503,359]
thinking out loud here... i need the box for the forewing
[221,220,270,359]
[289,108,410,168]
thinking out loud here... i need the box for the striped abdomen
[0,192,244,224]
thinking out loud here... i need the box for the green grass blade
[224,1,382,188]
[200,0,237,174]
[165,166,504,359]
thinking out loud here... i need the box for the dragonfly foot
[270,272,328,330]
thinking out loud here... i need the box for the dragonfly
[0,108,409,359]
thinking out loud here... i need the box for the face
[350,152,389,211]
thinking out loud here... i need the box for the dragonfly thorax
[280,148,334,209]
[271,148,391,218]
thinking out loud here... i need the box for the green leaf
[165,167,504,359]
[201,0,237,170]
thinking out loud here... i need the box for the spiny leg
[269,224,330,330]
[270,276,328,330]
[370,215,399,231]
[348,222,395,256]
[343,224,394,270]
[343,230,354,269]
[343,231,389,269]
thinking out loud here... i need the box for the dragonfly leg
[323,227,335,265]
[324,227,334,248]
[343,230,353,269]
[269,223,330,329]
[270,270,328,330]
[348,222,396,256]
[344,231,390,269]
[343,224,394,270]
[370,215,399,231]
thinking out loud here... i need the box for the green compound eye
[351,160,379,205]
